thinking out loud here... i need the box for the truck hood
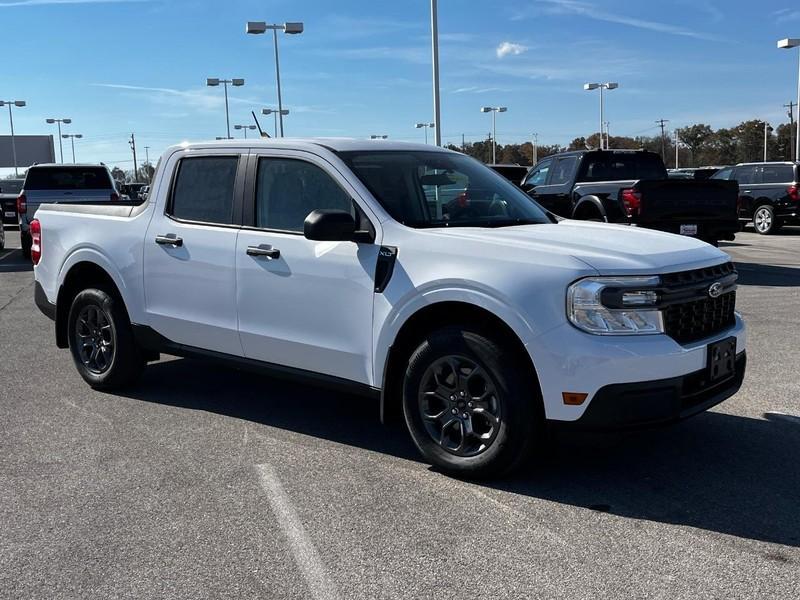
[426,220,729,275]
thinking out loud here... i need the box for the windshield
[339,150,551,228]
[576,153,667,182]
[0,179,24,194]
[24,167,113,191]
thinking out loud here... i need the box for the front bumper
[571,351,745,428]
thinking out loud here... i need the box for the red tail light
[621,188,641,217]
[788,184,799,202]
[110,191,120,202]
[16,192,26,215]
[30,218,42,265]
[455,191,469,207]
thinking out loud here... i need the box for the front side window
[256,158,353,232]
[550,157,578,185]
[169,156,238,224]
[339,151,551,228]
[526,161,551,186]
[710,167,733,180]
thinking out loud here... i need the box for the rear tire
[753,205,781,235]
[402,327,543,478]
[67,287,144,390]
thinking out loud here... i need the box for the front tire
[402,327,543,478]
[753,205,781,235]
[67,287,144,390]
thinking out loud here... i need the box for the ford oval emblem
[708,282,723,298]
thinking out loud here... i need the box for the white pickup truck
[32,139,746,477]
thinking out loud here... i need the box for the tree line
[448,120,797,168]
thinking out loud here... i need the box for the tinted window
[25,167,112,190]
[761,165,794,184]
[710,167,733,180]
[526,161,551,186]
[256,158,352,232]
[577,153,666,182]
[340,151,551,228]
[169,156,238,224]
[0,179,23,194]
[550,157,578,185]
[490,165,528,184]
[734,166,758,185]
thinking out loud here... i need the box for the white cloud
[496,42,528,58]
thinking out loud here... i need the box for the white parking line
[255,463,340,600]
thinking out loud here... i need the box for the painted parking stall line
[255,463,341,600]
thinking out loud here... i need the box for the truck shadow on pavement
[126,358,800,549]
[734,262,800,287]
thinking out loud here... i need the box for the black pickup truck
[521,150,739,244]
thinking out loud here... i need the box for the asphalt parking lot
[1,225,798,599]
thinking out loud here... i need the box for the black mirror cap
[304,209,357,241]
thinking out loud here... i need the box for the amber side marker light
[562,392,588,406]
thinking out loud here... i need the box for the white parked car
[31,139,746,477]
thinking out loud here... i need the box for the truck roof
[166,138,452,155]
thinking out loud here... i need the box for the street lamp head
[262,108,273,115]
[415,123,425,128]
[207,78,220,86]
[497,107,508,112]
[246,21,268,34]
[234,125,243,130]
[75,134,83,139]
[46,118,55,123]
[62,134,69,138]
[605,82,619,90]
[284,22,304,34]
[480,107,492,112]
[584,83,600,90]
[63,118,72,124]
[14,100,26,107]
[231,78,245,86]
[777,38,800,49]
[429,123,435,128]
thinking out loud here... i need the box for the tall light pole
[531,132,538,165]
[234,124,257,139]
[430,0,442,146]
[778,38,800,162]
[763,121,773,162]
[246,20,304,137]
[207,78,244,140]
[415,122,435,144]
[1,100,25,177]
[584,82,618,150]
[45,117,71,163]
[262,108,289,137]
[604,121,611,148]
[480,106,507,164]
[61,133,82,163]
[674,129,680,168]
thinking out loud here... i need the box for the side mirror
[520,182,535,193]
[304,209,357,241]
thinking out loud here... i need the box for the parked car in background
[120,183,147,201]
[17,164,120,259]
[31,139,746,477]
[667,167,725,180]
[521,149,739,245]
[711,162,800,234]
[488,164,529,187]
[0,178,24,224]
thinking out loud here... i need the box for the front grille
[661,261,736,287]
[663,289,736,344]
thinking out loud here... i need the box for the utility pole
[531,132,538,165]
[656,119,669,160]
[129,133,138,183]
[144,146,151,182]
[764,121,772,162]
[785,101,796,160]
[430,0,442,146]
[461,133,465,152]
[674,129,679,168]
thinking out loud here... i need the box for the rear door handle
[155,234,183,246]
[246,244,280,259]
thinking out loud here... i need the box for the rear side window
[550,157,578,185]
[24,167,112,190]
[710,167,733,180]
[761,165,794,184]
[255,158,352,232]
[169,156,238,224]
[734,166,759,185]
[577,153,666,182]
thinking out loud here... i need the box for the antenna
[252,110,269,138]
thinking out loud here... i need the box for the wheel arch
[378,300,542,424]
[55,260,129,349]
[572,195,607,221]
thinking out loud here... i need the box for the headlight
[567,276,664,335]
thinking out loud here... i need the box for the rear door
[235,150,380,385]
[143,151,246,356]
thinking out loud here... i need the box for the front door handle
[155,234,183,247]
[246,244,280,259]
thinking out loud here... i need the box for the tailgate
[635,179,738,223]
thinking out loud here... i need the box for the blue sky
[1,0,800,172]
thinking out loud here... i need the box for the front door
[235,151,380,385]
[143,152,246,356]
